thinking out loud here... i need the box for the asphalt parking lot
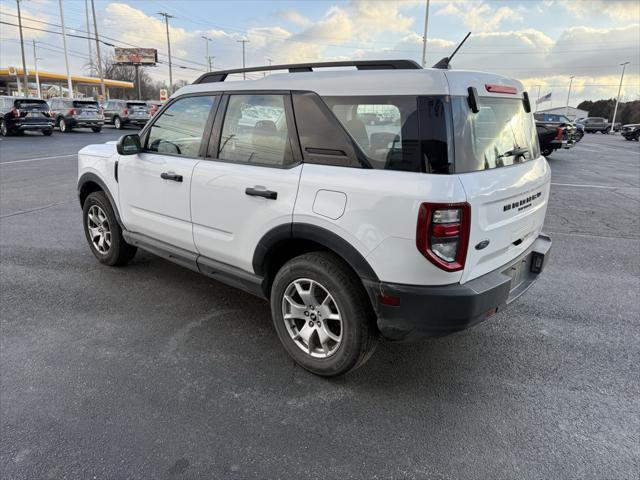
[1,129,639,479]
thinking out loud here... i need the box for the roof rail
[192,59,422,84]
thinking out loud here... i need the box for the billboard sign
[159,89,168,101]
[114,48,157,66]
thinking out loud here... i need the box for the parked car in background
[536,119,576,157]
[582,117,610,133]
[621,124,640,141]
[534,112,584,142]
[102,100,149,129]
[49,98,104,133]
[147,100,164,117]
[0,96,54,136]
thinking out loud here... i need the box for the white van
[77,60,551,376]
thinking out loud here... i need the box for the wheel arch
[77,173,123,227]
[253,223,379,297]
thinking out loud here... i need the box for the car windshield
[451,96,540,173]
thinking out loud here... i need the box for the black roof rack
[192,59,422,84]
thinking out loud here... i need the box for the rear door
[190,92,302,272]
[449,93,551,283]
[118,94,218,251]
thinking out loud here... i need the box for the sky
[1,0,639,106]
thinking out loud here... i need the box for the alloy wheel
[87,205,111,254]
[281,278,343,358]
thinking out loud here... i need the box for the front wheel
[114,116,123,129]
[82,191,136,266]
[270,252,378,377]
[542,148,552,157]
[0,120,9,136]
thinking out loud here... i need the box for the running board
[122,231,266,299]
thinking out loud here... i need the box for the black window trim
[138,92,221,160]
[205,90,303,170]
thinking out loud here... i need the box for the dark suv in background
[0,96,54,136]
[49,98,104,133]
[102,100,149,129]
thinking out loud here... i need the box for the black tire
[114,116,123,129]
[270,252,378,377]
[91,126,102,133]
[0,120,10,136]
[574,131,584,142]
[542,148,552,157]
[82,191,136,266]
[43,129,53,136]
[59,117,72,133]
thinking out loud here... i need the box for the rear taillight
[416,202,471,272]
[68,108,77,116]
[555,127,563,140]
[10,107,20,118]
[122,108,129,116]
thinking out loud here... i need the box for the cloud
[277,10,312,27]
[0,3,52,40]
[561,0,640,21]
[437,1,523,32]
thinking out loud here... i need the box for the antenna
[432,31,471,69]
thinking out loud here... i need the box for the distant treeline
[577,99,640,125]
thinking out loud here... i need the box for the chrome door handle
[245,187,277,200]
[161,172,183,182]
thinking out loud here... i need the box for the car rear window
[127,102,147,109]
[73,101,99,109]
[451,96,540,173]
[15,100,49,111]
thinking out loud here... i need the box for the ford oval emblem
[475,239,490,250]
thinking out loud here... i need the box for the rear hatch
[14,99,51,125]
[126,102,149,119]
[73,100,101,119]
[447,83,551,283]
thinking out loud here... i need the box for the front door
[118,94,218,252]
[191,93,302,272]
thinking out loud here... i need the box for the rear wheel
[542,148,552,157]
[270,252,378,377]
[114,116,123,129]
[82,191,136,266]
[43,129,53,136]
[91,126,102,133]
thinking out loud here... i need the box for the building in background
[536,106,589,121]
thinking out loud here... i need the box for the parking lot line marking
[551,182,639,190]
[0,154,76,165]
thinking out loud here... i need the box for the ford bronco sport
[77,60,552,376]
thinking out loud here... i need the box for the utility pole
[237,39,249,79]
[32,40,41,98]
[611,61,629,135]
[84,0,93,73]
[264,58,272,77]
[158,12,174,92]
[16,0,29,96]
[201,36,212,72]
[534,84,541,112]
[58,0,73,97]
[90,0,106,100]
[564,75,574,117]
[208,56,215,71]
[421,0,431,67]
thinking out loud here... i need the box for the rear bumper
[14,122,54,130]
[69,118,104,127]
[368,234,552,341]
[123,118,148,125]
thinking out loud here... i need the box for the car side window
[218,94,295,166]
[146,95,217,158]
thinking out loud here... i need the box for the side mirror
[116,134,141,155]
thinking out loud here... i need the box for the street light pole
[237,39,249,79]
[32,40,41,98]
[535,85,541,112]
[158,12,174,92]
[58,0,74,97]
[90,0,106,100]
[16,0,30,97]
[421,0,430,67]
[84,0,93,72]
[611,61,629,135]
[564,75,574,117]
[201,36,212,72]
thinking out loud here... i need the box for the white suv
[77,60,552,376]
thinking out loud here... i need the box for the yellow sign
[159,89,168,101]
